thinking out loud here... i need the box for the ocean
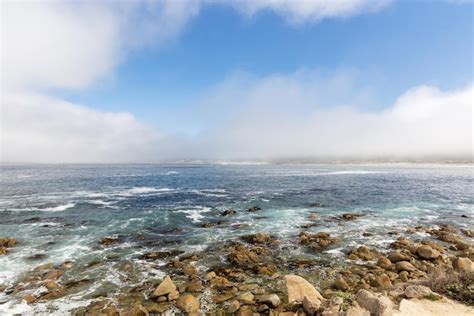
[0,163,473,314]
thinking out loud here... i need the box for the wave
[322,170,387,175]
[120,187,174,196]
[175,207,212,223]
[42,203,75,212]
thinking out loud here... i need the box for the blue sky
[2,0,473,162]
[58,1,473,129]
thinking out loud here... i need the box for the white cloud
[228,0,391,24]
[1,92,161,163]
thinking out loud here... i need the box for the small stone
[23,294,36,304]
[228,300,240,313]
[153,276,176,297]
[205,271,216,280]
[395,261,416,272]
[176,294,200,314]
[377,257,392,269]
[257,294,281,308]
[237,291,254,304]
[333,277,349,291]
[168,290,179,301]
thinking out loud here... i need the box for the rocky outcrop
[300,232,337,250]
[348,246,379,261]
[0,237,17,255]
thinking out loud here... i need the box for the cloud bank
[1,0,472,163]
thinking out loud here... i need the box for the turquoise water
[0,163,473,313]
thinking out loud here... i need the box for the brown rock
[416,245,440,259]
[333,277,349,291]
[396,261,416,272]
[153,276,176,297]
[23,294,36,304]
[303,296,321,315]
[183,263,197,276]
[168,290,179,301]
[127,304,149,316]
[237,305,253,316]
[285,274,324,305]
[398,271,409,282]
[348,246,379,261]
[228,300,241,313]
[377,257,392,269]
[237,291,254,304]
[356,289,393,316]
[176,294,200,314]
[241,233,274,244]
[257,294,281,308]
[404,285,433,299]
[371,274,392,289]
[228,244,261,265]
[0,237,17,247]
[452,257,474,273]
[387,252,410,263]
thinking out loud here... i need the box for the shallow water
[0,163,473,313]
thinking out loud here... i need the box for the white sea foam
[322,170,387,175]
[42,203,75,212]
[120,187,174,196]
[175,207,212,223]
[165,171,179,175]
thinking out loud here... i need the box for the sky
[1,0,473,163]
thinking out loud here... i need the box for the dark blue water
[0,163,473,313]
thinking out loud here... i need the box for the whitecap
[120,187,174,196]
[175,207,212,223]
[42,203,75,212]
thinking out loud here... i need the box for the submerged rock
[221,209,237,216]
[341,213,364,221]
[241,233,275,245]
[247,207,261,212]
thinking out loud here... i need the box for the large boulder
[395,261,416,272]
[387,252,410,263]
[176,294,200,314]
[257,294,281,308]
[356,289,393,316]
[153,276,176,297]
[285,275,324,312]
[416,245,440,259]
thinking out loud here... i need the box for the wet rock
[142,250,184,260]
[257,294,281,308]
[228,244,263,265]
[454,241,470,251]
[153,276,176,297]
[0,247,8,255]
[347,246,379,261]
[44,269,63,280]
[201,220,228,228]
[341,213,363,221]
[186,280,204,293]
[258,304,269,312]
[0,237,17,247]
[247,207,261,212]
[176,294,200,314]
[395,261,416,272]
[355,289,393,316]
[452,257,474,273]
[416,245,440,259]
[333,277,349,291]
[99,236,118,246]
[300,232,337,250]
[205,271,216,280]
[285,274,324,305]
[241,233,275,245]
[212,293,235,303]
[228,300,241,313]
[387,251,410,263]
[390,237,411,249]
[222,209,237,216]
[404,285,433,299]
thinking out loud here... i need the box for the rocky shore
[1,212,473,315]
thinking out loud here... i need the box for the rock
[416,245,440,259]
[255,263,278,276]
[205,271,216,280]
[168,290,180,301]
[348,246,379,261]
[258,304,269,312]
[460,229,473,237]
[345,305,371,316]
[333,277,349,291]
[285,274,324,305]
[341,213,363,221]
[43,281,59,290]
[395,261,416,272]
[228,300,241,313]
[183,263,197,276]
[303,296,321,315]
[0,247,8,255]
[153,276,176,297]
[99,236,118,245]
[377,257,392,269]
[371,274,392,289]
[222,209,237,216]
[0,237,17,248]
[23,294,36,304]
[128,304,149,316]
[398,271,409,282]
[300,232,337,250]
[455,242,470,251]
[356,289,393,316]
[44,269,62,280]
[176,294,200,314]
[241,233,274,244]
[387,252,410,263]
[142,250,184,260]
[257,294,281,308]
[212,293,235,303]
[209,275,231,286]
[404,285,433,299]
[228,244,262,265]
[237,305,254,316]
[237,291,254,304]
[247,207,261,212]
[452,257,474,273]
